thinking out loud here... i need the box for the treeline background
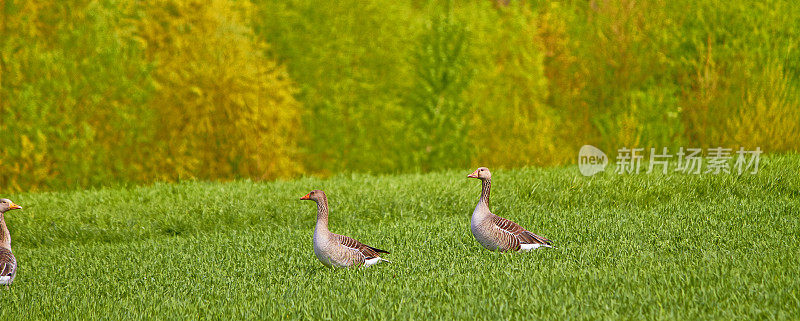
[1,0,798,192]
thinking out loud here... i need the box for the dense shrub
[405,11,473,171]
[1,0,798,191]
[0,0,302,192]
[465,4,563,167]
[0,0,154,191]
[137,0,303,181]
[253,0,418,175]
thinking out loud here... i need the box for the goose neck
[479,178,492,208]
[0,213,10,249]
[314,197,330,233]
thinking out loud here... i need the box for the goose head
[300,190,326,202]
[0,199,22,214]
[467,167,491,180]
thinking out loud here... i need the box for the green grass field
[1,156,798,319]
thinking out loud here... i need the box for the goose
[0,198,22,287]
[300,190,391,268]
[468,167,553,252]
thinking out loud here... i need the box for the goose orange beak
[300,193,311,200]
[8,202,22,210]
[467,170,479,178]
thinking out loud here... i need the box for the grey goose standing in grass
[468,167,553,252]
[0,198,22,287]
[300,190,391,268]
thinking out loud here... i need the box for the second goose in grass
[300,190,391,268]
[468,167,553,252]
[0,198,22,287]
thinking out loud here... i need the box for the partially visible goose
[300,190,391,268]
[0,198,22,287]
[468,167,553,252]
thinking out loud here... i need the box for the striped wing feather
[0,248,16,278]
[334,234,389,259]
[491,215,552,248]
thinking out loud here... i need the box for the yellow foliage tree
[137,0,303,181]
[1,0,154,192]
[727,60,800,151]
[466,5,565,167]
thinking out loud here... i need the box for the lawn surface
[1,156,798,319]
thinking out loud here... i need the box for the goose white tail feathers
[364,257,392,267]
[520,243,555,251]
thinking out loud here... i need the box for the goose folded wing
[0,249,15,278]
[491,215,552,246]
[334,234,388,259]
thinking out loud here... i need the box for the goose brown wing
[334,234,388,259]
[491,215,552,246]
[0,248,16,278]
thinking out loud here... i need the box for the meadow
[2,0,797,318]
[0,155,797,319]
